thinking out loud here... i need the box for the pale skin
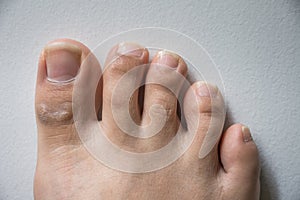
[34,39,260,199]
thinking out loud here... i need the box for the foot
[34,39,260,199]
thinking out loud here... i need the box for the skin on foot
[34,39,260,200]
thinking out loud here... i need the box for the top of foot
[34,39,260,200]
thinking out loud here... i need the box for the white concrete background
[0,0,299,199]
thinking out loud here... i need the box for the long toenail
[117,42,144,57]
[155,51,179,68]
[242,126,253,143]
[44,42,81,83]
[196,81,218,98]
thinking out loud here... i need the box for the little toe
[220,124,260,176]
[219,124,260,199]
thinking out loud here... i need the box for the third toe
[142,51,187,135]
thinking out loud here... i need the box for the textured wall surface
[0,0,299,199]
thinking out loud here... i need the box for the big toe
[35,39,101,150]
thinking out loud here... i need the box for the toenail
[44,42,81,83]
[117,42,144,57]
[196,81,218,98]
[242,126,253,143]
[155,51,179,68]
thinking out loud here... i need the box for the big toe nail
[35,39,102,150]
[44,42,82,83]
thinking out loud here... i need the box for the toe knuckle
[150,98,177,117]
[36,102,73,126]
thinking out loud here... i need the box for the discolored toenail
[154,50,179,68]
[117,42,145,57]
[196,81,218,98]
[242,126,253,143]
[44,42,82,83]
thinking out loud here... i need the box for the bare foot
[34,39,260,199]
